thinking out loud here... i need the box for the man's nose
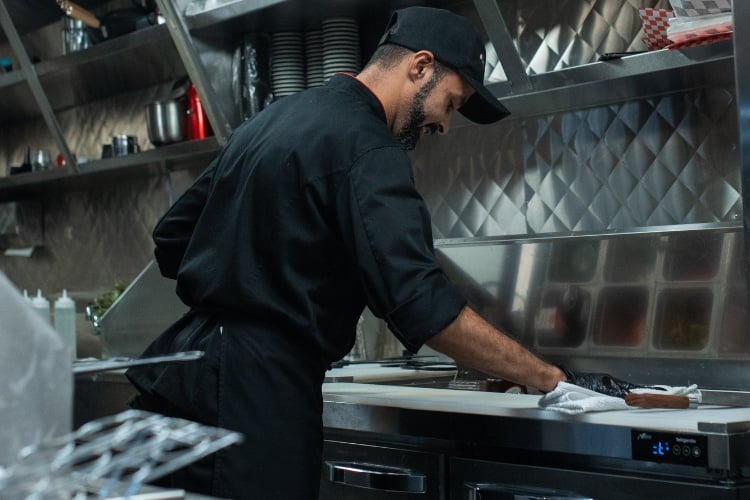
[439,114,452,134]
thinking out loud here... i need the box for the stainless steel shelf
[3,24,185,124]
[494,41,735,118]
[185,0,469,40]
[0,67,24,87]
[185,0,288,31]
[34,23,173,78]
[0,137,219,200]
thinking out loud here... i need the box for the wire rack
[0,410,243,499]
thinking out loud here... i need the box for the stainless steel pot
[146,98,187,146]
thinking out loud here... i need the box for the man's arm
[426,306,566,393]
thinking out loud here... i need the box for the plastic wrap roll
[240,34,271,120]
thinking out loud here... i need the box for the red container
[186,84,212,140]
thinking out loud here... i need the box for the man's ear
[410,50,436,82]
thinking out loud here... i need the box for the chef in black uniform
[127,6,568,499]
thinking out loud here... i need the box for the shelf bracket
[472,0,531,94]
[155,0,232,145]
[0,0,78,174]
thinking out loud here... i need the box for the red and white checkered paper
[638,8,675,50]
[666,31,733,50]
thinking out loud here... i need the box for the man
[127,6,567,499]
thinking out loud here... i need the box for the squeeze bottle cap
[31,289,49,308]
[55,289,75,308]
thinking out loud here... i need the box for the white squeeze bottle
[54,289,77,362]
[31,289,51,324]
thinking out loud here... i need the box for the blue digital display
[652,441,670,456]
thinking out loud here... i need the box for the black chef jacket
[126,73,466,499]
[149,72,465,361]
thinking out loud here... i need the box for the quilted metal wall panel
[524,87,740,232]
[413,87,740,239]
[2,176,167,295]
[413,119,527,238]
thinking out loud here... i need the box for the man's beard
[397,74,442,151]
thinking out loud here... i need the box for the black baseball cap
[378,6,510,124]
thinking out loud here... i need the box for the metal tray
[73,350,204,375]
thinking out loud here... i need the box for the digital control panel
[631,430,708,466]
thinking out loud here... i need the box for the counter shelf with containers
[526,228,743,357]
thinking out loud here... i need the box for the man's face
[396,68,474,150]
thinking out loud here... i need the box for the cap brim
[458,71,510,124]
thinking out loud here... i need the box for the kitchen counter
[321,381,750,475]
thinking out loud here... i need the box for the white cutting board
[324,363,455,383]
[324,382,538,412]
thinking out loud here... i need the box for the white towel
[538,381,702,415]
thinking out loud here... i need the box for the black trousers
[127,312,327,500]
